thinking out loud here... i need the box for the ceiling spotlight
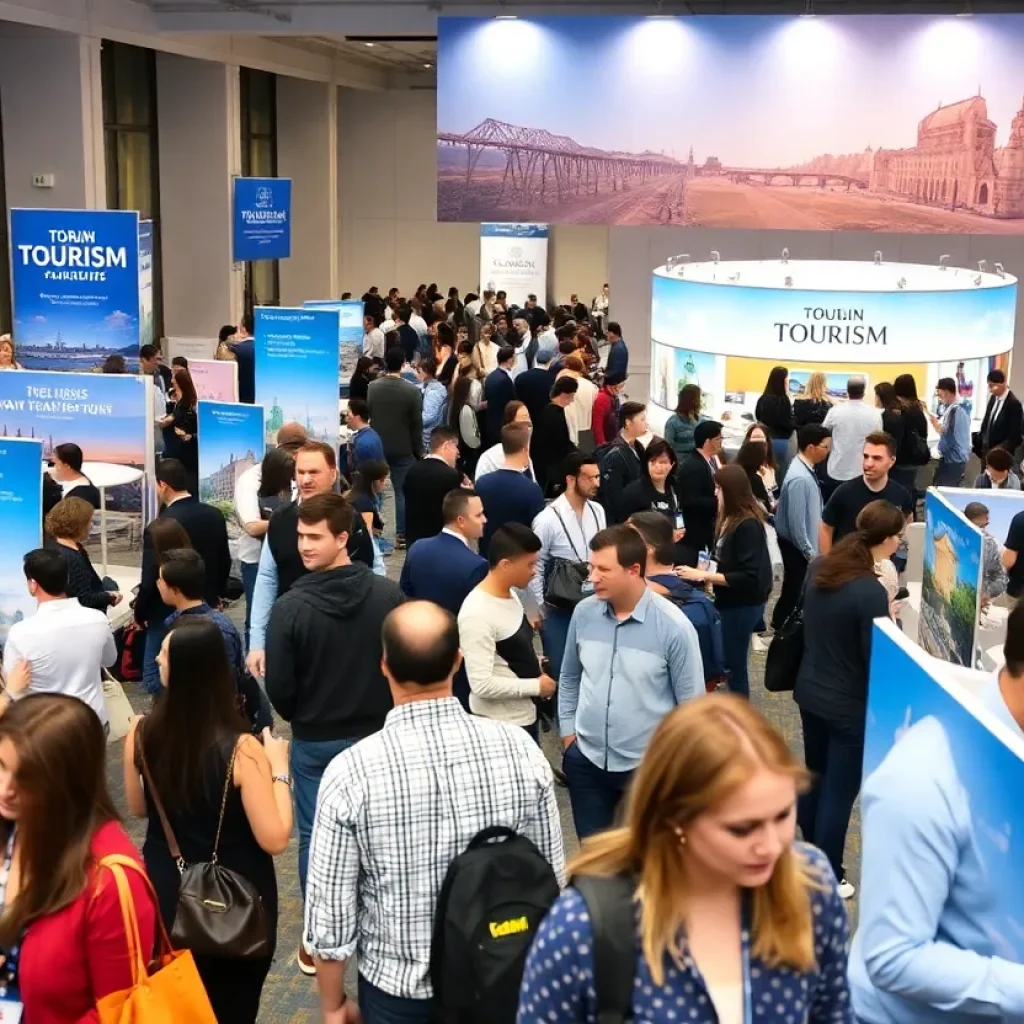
[974,274,983,286]
[424,63,433,68]
[364,42,375,47]
[978,259,989,272]
[897,277,907,290]
[710,250,720,264]
[874,250,883,265]
[995,262,1005,278]
[802,0,815,15]
[939,254,950,270]
[496,14,518,19]
[781,247,790,263]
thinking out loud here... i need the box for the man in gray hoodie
[773,423,832,629]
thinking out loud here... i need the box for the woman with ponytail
[518,694,852,1023]
[794,498,906,900]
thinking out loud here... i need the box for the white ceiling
[274,35,435,71]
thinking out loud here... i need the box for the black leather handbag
[764,604,804,693]
[542,505,597,610]
[137,728,271,960]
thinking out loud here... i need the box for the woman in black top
[793,370,833,428]
[794,499,904,895]
[754,365,794,479]
[124,618,293,1023]
[159,366,199,492]
[677,464,772,699]
[892,374,930,512]
[348,356,375,401]
[531,377,579,497]
[44,496,122,610]
[619,440,684,550]
[734,439,775,515]
[345,459,390,545]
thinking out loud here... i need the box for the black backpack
[430,826,560,1024]
[572,874,637,1023]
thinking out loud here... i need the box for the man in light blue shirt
[772,423,831,630]
[850,603,1024,1022]
[559,524,703,840]
[930,377,972,487]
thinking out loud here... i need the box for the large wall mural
[437,14,1024,232]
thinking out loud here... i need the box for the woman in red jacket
[0,692,157,1022]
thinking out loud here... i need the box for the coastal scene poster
[438,15,1024,231]
[10,208,142,370]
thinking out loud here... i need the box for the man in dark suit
[676,420,723,568]
[975,369,1023,459]
[134,458,231,630]
[483,345,517,447]
[400,487,487,709]
[476,424,546,556]
[402,425,463,547]
[514,348,556,427]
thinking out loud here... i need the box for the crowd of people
[2,283,1024,1023]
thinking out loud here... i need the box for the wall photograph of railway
[437,14,1024,233]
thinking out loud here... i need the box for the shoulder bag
[763,576,808,693]
[543,504,597,610]
[136,727,270,960]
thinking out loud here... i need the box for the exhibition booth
[648,256,1017,439]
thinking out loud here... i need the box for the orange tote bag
[94,854,216,1024]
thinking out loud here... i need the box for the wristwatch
[272,773,291,787]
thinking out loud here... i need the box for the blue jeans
[772,437,792,483]
[142,620,169,695]
[358,975,432,1024]
[719,603,765,699]
[387,455,416,537]
[797,708,864,881]
[241,560,259,653]
[540,605,574,683]
[562,740,633,841]
[933,458,967,488]
[292,736,358,895]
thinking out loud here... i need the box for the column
[277,76,338,305]
[157,53,243,337]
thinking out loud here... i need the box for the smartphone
[697,549,711,571]
[674,513,685,531]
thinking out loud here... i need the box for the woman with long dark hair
[794,499,905,898]
[734,439,775,515]
[755,365,795,479]
[678,464,772,699]
[160,366,200,492]
[885,377,928,508]
[665,384,705,461]
[348,355,375,401]
[618,439,682,537]
[519,695,851,1023]
[0,694,159,1021]
[345,459,391,554]
[124,617,292,1022]
[449,365,483,475]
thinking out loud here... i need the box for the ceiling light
[424,63,433,68]
[496,15,518,19]
[364,42,375,47]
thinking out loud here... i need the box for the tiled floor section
[108,487,859,1021]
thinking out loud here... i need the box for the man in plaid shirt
[305,601,564,1023]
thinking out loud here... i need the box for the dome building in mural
[869,94,1024,217]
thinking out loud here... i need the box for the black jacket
[367,375,424,460]
[47,539,115,611]
[675,451,718,555]
[713,517,773,609]
[65,480,101,509]
[599,436,645,523]
[531,403,576,497]
[135,497,231,625]
[515,367,556,427]
[483,368,516,448]
[978,389,1023,456]
[403,457,461,547]
[755,394,794,440]
[265,563,403,741]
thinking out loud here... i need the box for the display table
[81,461,145,576]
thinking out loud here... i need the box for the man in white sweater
[458,523,557,740]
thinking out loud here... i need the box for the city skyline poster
[438,14,1024,232]
[198,401,265,528]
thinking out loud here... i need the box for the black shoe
[553,768,568,788]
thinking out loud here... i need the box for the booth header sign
[233,177,292,262]
[10,208,141,371]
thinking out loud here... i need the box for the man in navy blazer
[400,487,488,707]
[483,345,518,447]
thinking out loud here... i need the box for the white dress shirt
[474,444,536,482]
[3,598,117,724]
[409,313,428,342]
[233,462,264,565]
[512,336,531,378]
[823,400,883,481]
[529,494,607,608]
[362,328,386,360]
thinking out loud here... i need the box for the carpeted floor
[107,484,860,1022]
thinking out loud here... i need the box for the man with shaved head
[304,601,565,1021]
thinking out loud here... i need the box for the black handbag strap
[573,874,637,1024]
[551,502,599,564]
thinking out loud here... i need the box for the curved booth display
[649,258,1017,430]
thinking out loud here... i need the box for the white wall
[0,25,103,210]
[337,87,610,302]
[278,76,338,305]
[157,53,242,336]
[609,226,1024,399]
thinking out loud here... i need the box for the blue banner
[233,177,292,262]
[198,401,265,521]
[303,300,365,395]
[0,437,43,640]
[138,220,154,350]
[0,370,152,523]
[254,308,339,449]
[11,208,141,372]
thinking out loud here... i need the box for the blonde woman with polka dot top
[517,694,852,1024]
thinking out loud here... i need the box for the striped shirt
[304,697,565,999]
